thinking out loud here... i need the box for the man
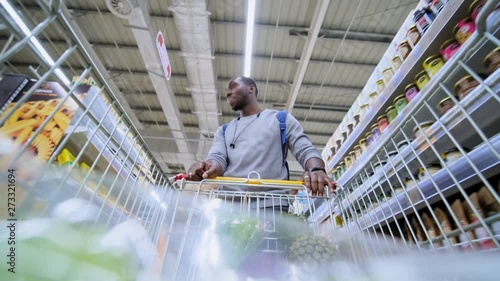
[187,76,335,196]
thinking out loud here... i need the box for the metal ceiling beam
[289,28,394,43]
[54,6,394,44]
[286,0,331,113]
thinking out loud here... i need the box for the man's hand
[303,170,336,196]
[187,161,219,181]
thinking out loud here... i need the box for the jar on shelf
[345,156,353,169]
[371,123,381,140]
[469,0,486,23]
[406,24,421,47]
[373,160,387,173]
[337,162,345,177]
[359,138,368,153]
[440,39,461,61]
[349,151,357,163]
[413,8,433,34]
[454,17,476,45]
[359,103,369,119]
[423,54,445,78]
[347,123,354,136]
[386,150,398,162]
[369,91,379,106]
[437,96,455,115]
[382,67,395,84]
[404,83,419,102]
[413,120,434,139]
[342,131,348,144]
[484,47,500,75]
[415,70,430,90]
[391,55,403,72]
[397,139,411,151]
[394,95,408,114]
[418,164,442,182]
[397,40,412,60]
[386,105,398,122]
[376,79,386,94]
[454,75,479,101]
[354,145,362,159]
[377,115,390,133]
[336,139,342,150]
[365,132,374,146]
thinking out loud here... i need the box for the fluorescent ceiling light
[244,0,256,77]
[1,0,71,86]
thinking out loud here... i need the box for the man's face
[226,78,252,111]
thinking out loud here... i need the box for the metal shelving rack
[326,0,500,251]
[0,0,172,237]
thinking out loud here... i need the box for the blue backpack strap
[222,124,228,137]
[276,110,287,165]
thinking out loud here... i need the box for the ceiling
[1,0,419,179]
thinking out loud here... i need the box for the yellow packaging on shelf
[57,148,76,166]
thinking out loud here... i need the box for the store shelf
[327,0,471,172]
[344,133,500,231]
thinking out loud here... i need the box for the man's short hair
[234,76,259,97]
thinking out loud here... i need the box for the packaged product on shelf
[440,39,462,61]
[386,150,398,162]
[359,138,368,153]
[484,47,500,74]
[397,40,412,60]
[359,103,369,119]
[442,148,462,164]
[451,199,476,250]
[406,24,422,48]
[404,176,417,188]
[365,132,374,146]
[437,96,455,115]
[413,120,434,138]
[411,216,426,244]
[454,75,479,101]
[386,105,398,122]
[347,122,354,136]
[454,17,476,45]
[462,192,495,249]
[477,186,500,241]
[57,148,76,166]
[373,160,387,173]
[382,67,395,84]
[418,164,441,182]
[376,79,386,94]
[413,8,434,34]
[392,183,404,196]
[371,123,381,140]
[429,0,446,15]
[422,212,442,248]
[469,0,486,23]
[415,70,431,90]
[336,139,342,150]
[404,83,420,102]
[354,113,361,127]
[349,151,357,163]
[394,95,409,114]
[354,145,362,159]
[405,223,416,245]
[337,161,345,177]
[397,139,411,151]
[423,54,445,77]
[434,207,458,246]
[377,115,389,133]
[391,55,403,71]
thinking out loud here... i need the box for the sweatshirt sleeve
[205,126,228,172]
[286,113,322,168]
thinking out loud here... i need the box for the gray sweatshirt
[206,109,321,193]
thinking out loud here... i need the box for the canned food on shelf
[418,164,442,182]
[406,24,421,47]
[454,17,476,45]
[386,105,398,122]
[371,123,381,140]
[443,148,462,164]
[454,75,479,101]
[376,79,386,94]
[397,40,412,60]
[469,0,486,23]
[382,67,395,84]
[437,96,455,115]
[394,95,408,114]
[484,47,500,74]
[440,39,461,61]
[423,54,445,77]
[413,120,434,138]
[404,83,419,102]
[391,55,403,71]
[415,70,430,90]
[377,115,389,133]
[359,138,368,153]
[369,91,379,105]
[365,132,374,146]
